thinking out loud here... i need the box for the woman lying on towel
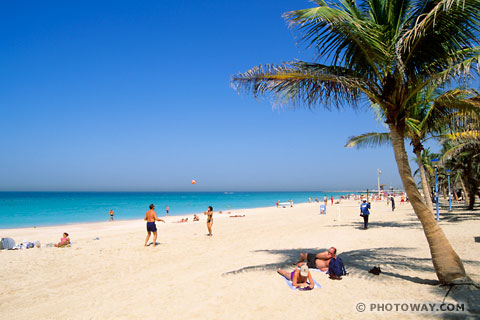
[277,263,314,290]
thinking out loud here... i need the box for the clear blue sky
[0,0,418,191]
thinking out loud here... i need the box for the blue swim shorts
[146,222,157,232]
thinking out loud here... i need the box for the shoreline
[1,191,359,230]
[0,202,300,231]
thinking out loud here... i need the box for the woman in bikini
[54,232,70,247]
[277,263,314,289]
[204,206,213,236]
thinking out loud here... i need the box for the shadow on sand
[224,247,443,285]
[326,220,423,230]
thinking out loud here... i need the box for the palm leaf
[345,132,391,148]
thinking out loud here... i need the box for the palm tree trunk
[441,186,447,200]
[414,149,434,213]
[389,123,466,283]
[453,184,459,202]
[459,175,469,205]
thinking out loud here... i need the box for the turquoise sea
[0,191,355,229]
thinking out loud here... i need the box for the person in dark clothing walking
[360,200,371,229]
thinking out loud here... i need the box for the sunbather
[54,233,70,247]
[277,263,314,289]
[296,247,336,271]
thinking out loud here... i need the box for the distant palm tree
[345,88,479,213]
[232,0,480,283]
[441,130,480,209]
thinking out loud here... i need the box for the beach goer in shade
[296,247,336,271]
[204,206,214,236]
[360,199,371,229]
[109,209,114,222]
[277,263,314,289]
[54,233,70,247]
[193,214,199,221]
[144,204,165,247]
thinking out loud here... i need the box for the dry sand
[1,198,479,319]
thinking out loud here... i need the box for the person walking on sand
[144,204,165,247]
[360,199,371,229]
[204,206,214,236]
[109,209,114,222]
[390,196,395,211]
[166,205,169,216]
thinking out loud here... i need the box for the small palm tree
[232,0,480,283]
[441,132,480,209]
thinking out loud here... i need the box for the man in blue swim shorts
[144,204,165,247]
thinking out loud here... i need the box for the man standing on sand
[166,205,169,216]
[109,209,114,222]
[296,247,337,271]
[360,199,371,229]
[144,204,165,247]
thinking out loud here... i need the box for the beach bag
[1,238,15,250]
[328,257,347,279]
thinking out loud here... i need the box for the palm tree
[232,0,480,283]
[441,133,480,209]
[345,88,479,213]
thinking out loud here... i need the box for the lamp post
[446,169,452,212]
[431,158,440,221]
[377,169,382,198]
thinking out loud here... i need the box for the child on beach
[54,233,70,247]
[204,206,213,236]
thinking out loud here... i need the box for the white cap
[300,263,309,277]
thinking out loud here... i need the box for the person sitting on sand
[144,204,165,247]
[296,247,336,271]
[54,233,70,247]
[193,214,199,221]
[174,218,188,223]
[229,215,245,218]
[277,263,314,289]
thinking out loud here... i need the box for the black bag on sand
[369,266,381,275]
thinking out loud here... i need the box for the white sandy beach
[1,199,479,319]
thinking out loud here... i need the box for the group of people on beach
[277,247,339,289]
[144,204,214,247]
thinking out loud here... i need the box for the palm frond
[345,132,391,148]
[231,62,380,109]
